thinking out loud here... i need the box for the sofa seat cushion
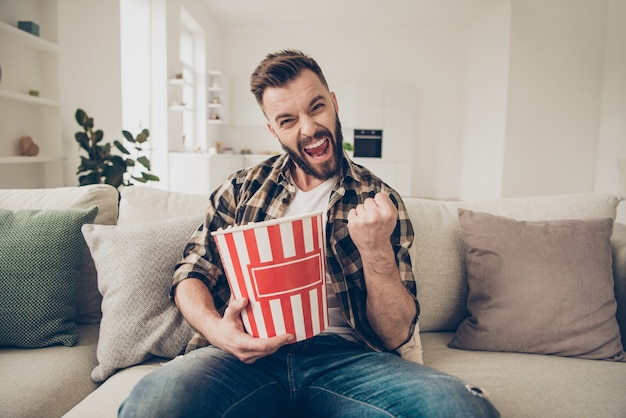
[0,324,100,418]
[422,332,626,418]
[66,332,626,418]
[63,359,164,418]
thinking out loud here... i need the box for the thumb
[225,297,248,319]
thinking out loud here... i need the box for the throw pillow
[449,209,624,361]
[0,206,98,348]
[82,216,201,382]
[0,184,119,324]
[404,192,620,332]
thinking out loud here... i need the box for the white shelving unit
[168,76,191,111]
[207,70,223,124]
[0,3,64,188]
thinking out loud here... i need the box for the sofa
[1,184,625,418]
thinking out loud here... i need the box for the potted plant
[74,108,159,188]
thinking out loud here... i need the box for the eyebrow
[273,95,326,124]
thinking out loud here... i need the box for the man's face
[262,69,344,182]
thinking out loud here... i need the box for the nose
[300,115,317,138]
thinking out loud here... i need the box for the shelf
[207,103,222,108]
[169,78,192,86]
[0,21,58,52]
[207,119,222,125]
[0,155,65,164]
[0,90,60,106]
[169,104,191,111]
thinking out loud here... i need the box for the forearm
[174,278,222,342]
[174,277,294,363]
[361,243,417,349]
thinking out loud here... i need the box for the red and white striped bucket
[212,212,328,342]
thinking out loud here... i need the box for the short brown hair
[250,49,329,106]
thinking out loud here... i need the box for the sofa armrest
[611,222,626,348]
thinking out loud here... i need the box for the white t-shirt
[283,177,361,343]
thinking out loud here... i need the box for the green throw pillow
[0,206,98,348]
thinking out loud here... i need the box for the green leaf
[109,155,127,167]
[79,156,100,170]
[75,132,90,151]
[136,130,149,143]
[94,130,104,143]
[75,109,87,127]
[122,130,134,142]
[142,172,160,182]
[102,165,126,188]
[137,155,151,170]
[113,140,131,155]
[78,172,100,186]
[101,143,112,155]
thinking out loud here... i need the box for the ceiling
[202,0,502,36]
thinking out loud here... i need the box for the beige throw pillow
[449,209,624,361]
[82,216,201,382]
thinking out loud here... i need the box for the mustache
[300,127,333,145]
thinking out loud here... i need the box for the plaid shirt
[172,152,419,354]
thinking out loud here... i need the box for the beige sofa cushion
[83,216,199,383]
[450,210,623,361]
[422,332,626,418]
[0,324,99,418]
[117,185,208,224]
[404,193,621,332]
[0,185,119,324]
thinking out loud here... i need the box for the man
[119,50,499,417]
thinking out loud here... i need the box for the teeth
[305,138,326,149]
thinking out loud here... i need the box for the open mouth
[303,138,330,159]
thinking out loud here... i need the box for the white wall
[501,0,608,197]
[595,0,626,222]
[58,0,123,187]
[595,0,626,193]
[459,0,511,200]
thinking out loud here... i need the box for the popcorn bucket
[211,212,328,342]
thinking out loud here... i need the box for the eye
[279,118,295,128]
[312,102,324,112]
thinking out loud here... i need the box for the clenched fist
[346,193,397,254]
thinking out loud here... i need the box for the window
[179,8,206,151]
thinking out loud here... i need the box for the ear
[266,119,279,140]
[330,91,339,113]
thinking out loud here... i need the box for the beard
[280,115,345,181]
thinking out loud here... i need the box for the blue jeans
[118,335,499,418]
